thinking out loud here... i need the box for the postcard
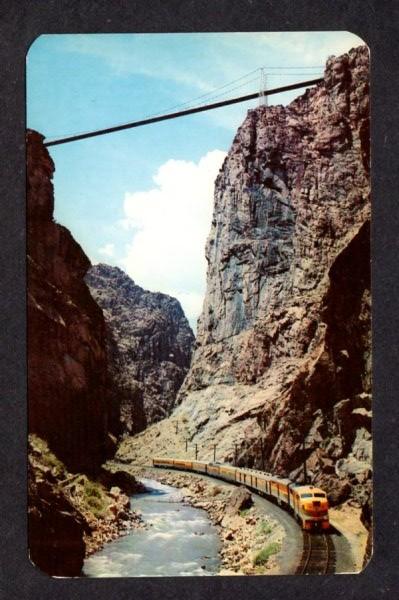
[26,32,371,578]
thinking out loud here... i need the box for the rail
[296,531,336,575]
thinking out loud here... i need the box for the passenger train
[153,457,330,531]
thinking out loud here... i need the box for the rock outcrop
[182,45,371,498]
[27,129,119,475]
[85,264,195,431]
[28,435,143,576]
[123,47,371,520]
[28,436,89,576]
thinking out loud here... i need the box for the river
[83,478,221,577]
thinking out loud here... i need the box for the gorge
[27,43,371,576]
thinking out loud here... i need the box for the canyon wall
[184,44,371,503]
[27,129,119,476]
[27,131,195,573]
[189,44,371,503]
[86,264,195,432]
[27,131,153,575]
[123,46,371,514]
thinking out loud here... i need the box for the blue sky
[27,32,364,329]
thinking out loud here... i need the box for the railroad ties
[295,532,336,575]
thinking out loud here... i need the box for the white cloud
[120,149,227,330]
[98,242,115,257]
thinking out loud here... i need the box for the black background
[0,1,398,598]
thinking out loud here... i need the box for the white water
[83,478,220,577]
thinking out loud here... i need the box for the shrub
[81,480,109,517]
[29,434,67,477]
[86,495,107,518]
[253,542,281,566]
[84,481,103,499]
[257,521,273,536]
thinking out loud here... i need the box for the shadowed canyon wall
[27,129,119,475]
[27,129,124,575]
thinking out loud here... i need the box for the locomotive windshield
[301,493,313,498]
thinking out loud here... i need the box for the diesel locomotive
[152,457,330,531]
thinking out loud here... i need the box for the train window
[314,493,326,498]
[300,493,313,498]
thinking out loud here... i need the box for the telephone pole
[195,443,198,460]
[260,438,265,471]
[302,440,308,484]
[213,444,217,462]
[234,443,238,466]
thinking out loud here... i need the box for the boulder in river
[98,467,146,495]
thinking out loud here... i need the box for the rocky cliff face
[85,264,195,431]
[123,47,371,516]
[27,129,119,475]
[184,45,371,503]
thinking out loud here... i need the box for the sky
[27,32,364,330]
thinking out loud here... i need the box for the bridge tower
[259,68,268,107]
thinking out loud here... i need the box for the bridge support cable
[44,77,323,148]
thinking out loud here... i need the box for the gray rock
[86,264,195,431]
[225,486,253,515]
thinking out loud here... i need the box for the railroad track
[295,532,336,575]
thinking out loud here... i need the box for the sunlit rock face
[173,46,371,508]
[27,129,119,475]
[86,264,195,431]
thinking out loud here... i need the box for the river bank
[84,478,221,577]
[28,435,146,574]
[81,481,145,557]
[105,461,285,575]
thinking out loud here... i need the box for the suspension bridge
[44,66,324,148]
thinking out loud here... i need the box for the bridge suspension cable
[44,77,323,148]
